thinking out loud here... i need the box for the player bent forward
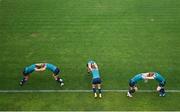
[20,63,64,86]
[152,72,166,96]
[127,72,166,97]
[87,60,102,98]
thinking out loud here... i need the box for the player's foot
[60,82,64,86]
[99,94,102,98]
[159,93,165,97]
[57,78,64,86]
[19,81,23,86]
[94,93,97,98]
[162,93,166,96]
[127,92,133,97]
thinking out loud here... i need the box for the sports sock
[20,78,27,86]
[129,89,135,94]
[98,88,102,93]
[93,88,96,93]
[160,88,165,94]
[21,78,27,83]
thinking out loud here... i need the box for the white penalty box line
[0,90,180,93]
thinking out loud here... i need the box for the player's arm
[88,63,93,71]
[142,73,154,80]
[94,63,98,70]
[34,66,46,72]
[144,76,154,80]
[145,73,156,80]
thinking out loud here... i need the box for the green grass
[0,93,180,111]
[0,0,180,110]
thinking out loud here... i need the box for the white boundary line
[0,90,180,93]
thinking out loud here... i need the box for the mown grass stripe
[0,90,179,93]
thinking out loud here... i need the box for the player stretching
[152,72,166,96]
[127,72,154,97]
[87,60,102,98]
[20,63,64,86]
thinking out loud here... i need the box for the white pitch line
[0,90,180,93]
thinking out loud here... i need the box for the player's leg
[92,84,97,98]
[159,87,165,96]
[86,64,91,73]
[127,80,136,97]
[53,74,64,86]
[127,87,136,97]
[97,84,102,98]
[97,78,102,98]
[53,68,64,86]
[92,78,98,98]
[158,81,166,96]
[20,74,29,86]
[20,69,30,86]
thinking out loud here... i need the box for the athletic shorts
[22,69,33,76]
[53,68,60,75]
[23,70,29,76]
[129,79,136,87]
[92,78,101,84]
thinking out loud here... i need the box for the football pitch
[0,0,180,111]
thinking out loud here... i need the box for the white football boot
[127,92,133,97]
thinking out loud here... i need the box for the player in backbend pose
[127,72,166,97]
[87,60,102,98]
[20,63,64,86]
[127,72,155,97]
[152,72,166,96]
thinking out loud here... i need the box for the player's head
[35,64,41,69]
[35,63,45,69]
[91,63,96,69]
[41,63,45,67]
[148,72,154,77]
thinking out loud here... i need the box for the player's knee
[92,84,96,88]
[24,76,29,80]
[134,86,138,91]
[156,86,161,91]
